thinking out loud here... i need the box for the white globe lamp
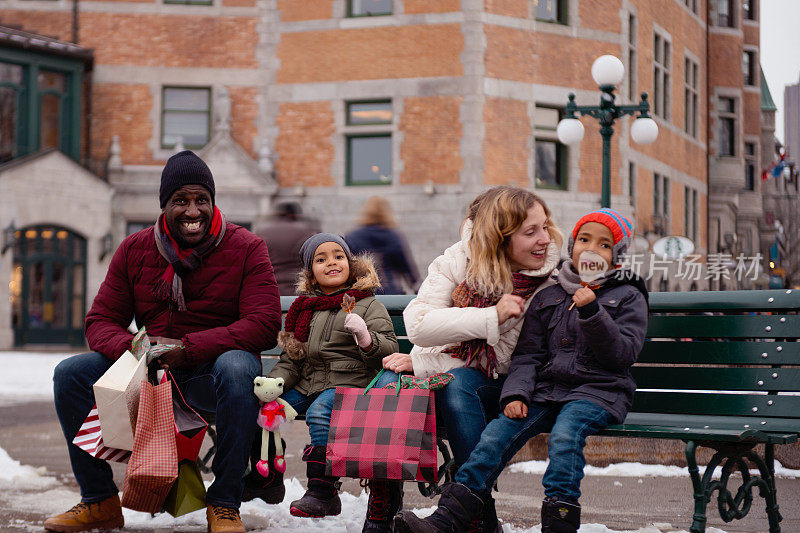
[591,55,625,87]
[556,118,585,145]
[630,117,659,145]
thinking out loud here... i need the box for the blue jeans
[436,367,505,467]
[282,370,399,446]
[455,399,611,502]
[53,350,261,509]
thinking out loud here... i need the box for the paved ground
[0,400,797,532]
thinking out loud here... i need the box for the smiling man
[45,150,282,533]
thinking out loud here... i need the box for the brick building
[0,0,770,347]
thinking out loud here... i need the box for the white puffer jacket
[404,221,561,378]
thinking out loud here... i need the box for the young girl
[266,233,399,525]
[395,208,649,533]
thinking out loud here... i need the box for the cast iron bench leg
[686,440,783,533]
[757,443,782,532]
[687,440,709,533]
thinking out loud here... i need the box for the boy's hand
[504,400,528,419]
[572,287,596,308]
[496,294,525,324]
[344,313,372,349]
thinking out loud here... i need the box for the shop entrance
[11,225,87,345]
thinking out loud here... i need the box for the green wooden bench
[207,290,800,531]
[597,288,800,532]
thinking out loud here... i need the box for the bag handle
[363,369,403,396]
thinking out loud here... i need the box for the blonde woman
[381,185,563,532]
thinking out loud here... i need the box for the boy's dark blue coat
[500,275,648,423]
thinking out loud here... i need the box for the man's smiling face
[163,184,213,248]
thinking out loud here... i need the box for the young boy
[394,208,648,533]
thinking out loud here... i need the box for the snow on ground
[0,351,737,532]
[0,445,729,533]
[510,459,800,479]
[0,352,73,406]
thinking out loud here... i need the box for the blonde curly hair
[463,186,563,296]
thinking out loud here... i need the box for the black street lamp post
[557,55,658,208]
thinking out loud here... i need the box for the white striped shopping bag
[72,405,131,463]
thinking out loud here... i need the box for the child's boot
[362,479,404,532]
[393,482,483,533]
[289,444,342,517]
[466,494,502,533]
[540,497,580,533]
[242,436,286,504]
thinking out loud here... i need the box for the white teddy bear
[253,376,298,477]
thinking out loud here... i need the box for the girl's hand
[344,313,372,349]
[496,294,525,324]
[382,352,414,373]
[504,400,528,419]
[572,287,597,308]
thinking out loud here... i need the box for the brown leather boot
[43,494,124,532]
[206,505,245,533]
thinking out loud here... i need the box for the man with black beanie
[46,151,282,533]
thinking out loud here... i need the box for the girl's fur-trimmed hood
[294,253,381,295]
[278,254,381,360]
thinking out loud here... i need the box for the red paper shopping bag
[326,386,437,482]
[167,372,208,463]
[121,378,178,513]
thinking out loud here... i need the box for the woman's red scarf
[443,272,548,377]
[153,206,225,311]
[284,289,373,343]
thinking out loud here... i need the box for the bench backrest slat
[647,315,800,338]
[632,391,800,420]
[630,367,800,393]
[638,340,799,365]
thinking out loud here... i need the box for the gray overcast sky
[760,0,800,144]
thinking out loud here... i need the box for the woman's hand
[382,352,414,373]
[572,287,596,308]
[504,400,528,419]
[496,294,525,325]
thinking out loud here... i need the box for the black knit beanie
[159,150,216,208]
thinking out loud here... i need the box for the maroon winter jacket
[85,222,282,365]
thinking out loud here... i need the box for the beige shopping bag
[93,350,146,451]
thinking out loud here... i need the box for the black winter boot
[242,435,286,504]
[362,479,404,532]
[541,497,580,533]
[393,482,483,533]
[289,444,342,518]
[466,494,502,533]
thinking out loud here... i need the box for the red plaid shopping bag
[120,378,178,513]
[326,386,437,482]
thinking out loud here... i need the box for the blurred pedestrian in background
[255,202,319,296]
[346,196,419,295]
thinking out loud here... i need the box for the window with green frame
[348,0,392,17]
[0,50,85,162]
[534,105,567,189]
[0,63,23,163]
[346,100,392,185]
[535,0,567,24]
[161,86,211,149]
